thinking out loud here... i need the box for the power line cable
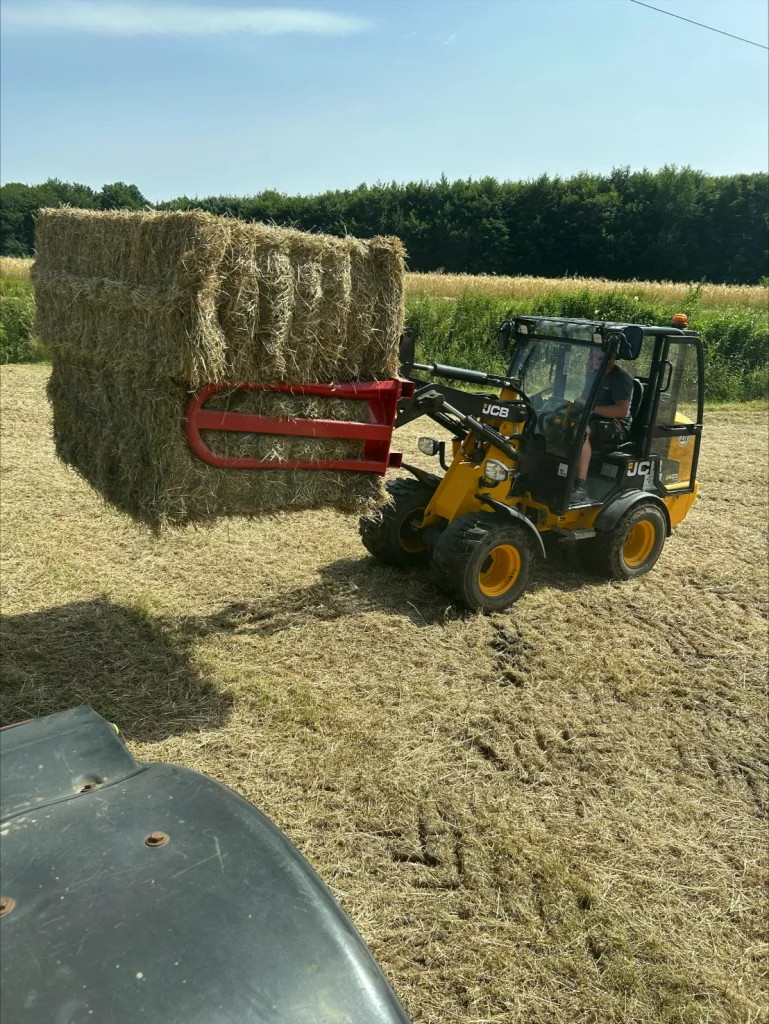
[628,0,769,50]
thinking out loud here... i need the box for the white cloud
[2,1,371,37]
[400,31,418,41]
[444,33,457,45]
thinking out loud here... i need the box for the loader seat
[591,378,646,464]
[610,377,647,454]
[630,377,645,421]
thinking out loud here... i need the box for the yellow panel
[425,460,488,523]
[424,402,522,525]
[664,484,698,528]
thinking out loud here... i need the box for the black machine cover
[0,706,411,1024]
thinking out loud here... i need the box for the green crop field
[404,275,768,404]
[2,258,766,401]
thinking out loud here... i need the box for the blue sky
[1,0,767,201]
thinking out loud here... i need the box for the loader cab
[505,316,704,515]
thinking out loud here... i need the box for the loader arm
[395,381,495,435]
[394,362,536,439]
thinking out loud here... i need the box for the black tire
[431,512,534,612]
[578,502,667,581]
[359,477,435,567]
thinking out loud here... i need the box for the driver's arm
[593,398,630,420]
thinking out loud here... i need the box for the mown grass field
[1,363,767,1023]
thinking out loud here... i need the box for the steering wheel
[536,396,569,432]
[536,397,584,447]
[530,386,554,412]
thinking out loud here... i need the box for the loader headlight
[483,459,510,483]
[418,436,440,456]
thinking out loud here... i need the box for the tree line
[2,167,767,283]
[1,178,148,258]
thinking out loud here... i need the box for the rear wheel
[359,477,434,567]
[431,512,534,612]
[579,502,667,580]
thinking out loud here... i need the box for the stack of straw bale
[33,209,405,528]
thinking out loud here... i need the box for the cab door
[649,338,704,492]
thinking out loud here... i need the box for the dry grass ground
[405,272,767,311]
[1,364,767,1024]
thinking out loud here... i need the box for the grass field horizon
[406,270,768,311]
[1,364,767,1023]
[3,256,768,309]
[2,256,767,402]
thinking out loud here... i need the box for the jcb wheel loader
[360,315,704,612]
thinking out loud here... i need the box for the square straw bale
[34,209,405,528]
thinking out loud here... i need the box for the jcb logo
[482,403,509,419]
[627,460,652,478]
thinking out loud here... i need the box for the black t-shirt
[592,365,634,430]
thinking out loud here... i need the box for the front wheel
[431,512,534,612]
[359,477,434,567]
[579,502,667,580]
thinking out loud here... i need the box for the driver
[572,348,633,503]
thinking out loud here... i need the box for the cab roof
[514,315,699,339]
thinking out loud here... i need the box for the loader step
[551,527,597,541]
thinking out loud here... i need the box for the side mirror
[497,320,513,353]
[605,326,643,361]
[398,326,415,370]
[618,325,644,360]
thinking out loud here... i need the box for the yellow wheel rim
[399,508,426,553]
[623,520,656,567]
[479,544,521,597]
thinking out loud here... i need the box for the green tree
[0,178,147,255]
[98,181,148,211]
[3,170,767,282]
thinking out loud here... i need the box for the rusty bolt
[0,897,15,917]
[144,831,169,848]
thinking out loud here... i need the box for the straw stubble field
[1,364,767,1024]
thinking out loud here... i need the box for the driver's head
[587,347,602,371]
[587,348,615,374]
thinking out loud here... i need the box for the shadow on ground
[181,557,453,636]
[0,598,233,741]
[181,543,603,639]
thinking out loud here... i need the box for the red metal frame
[185,380,414,473]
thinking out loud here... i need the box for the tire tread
[359,477,435,566]
[432,511,534,611]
